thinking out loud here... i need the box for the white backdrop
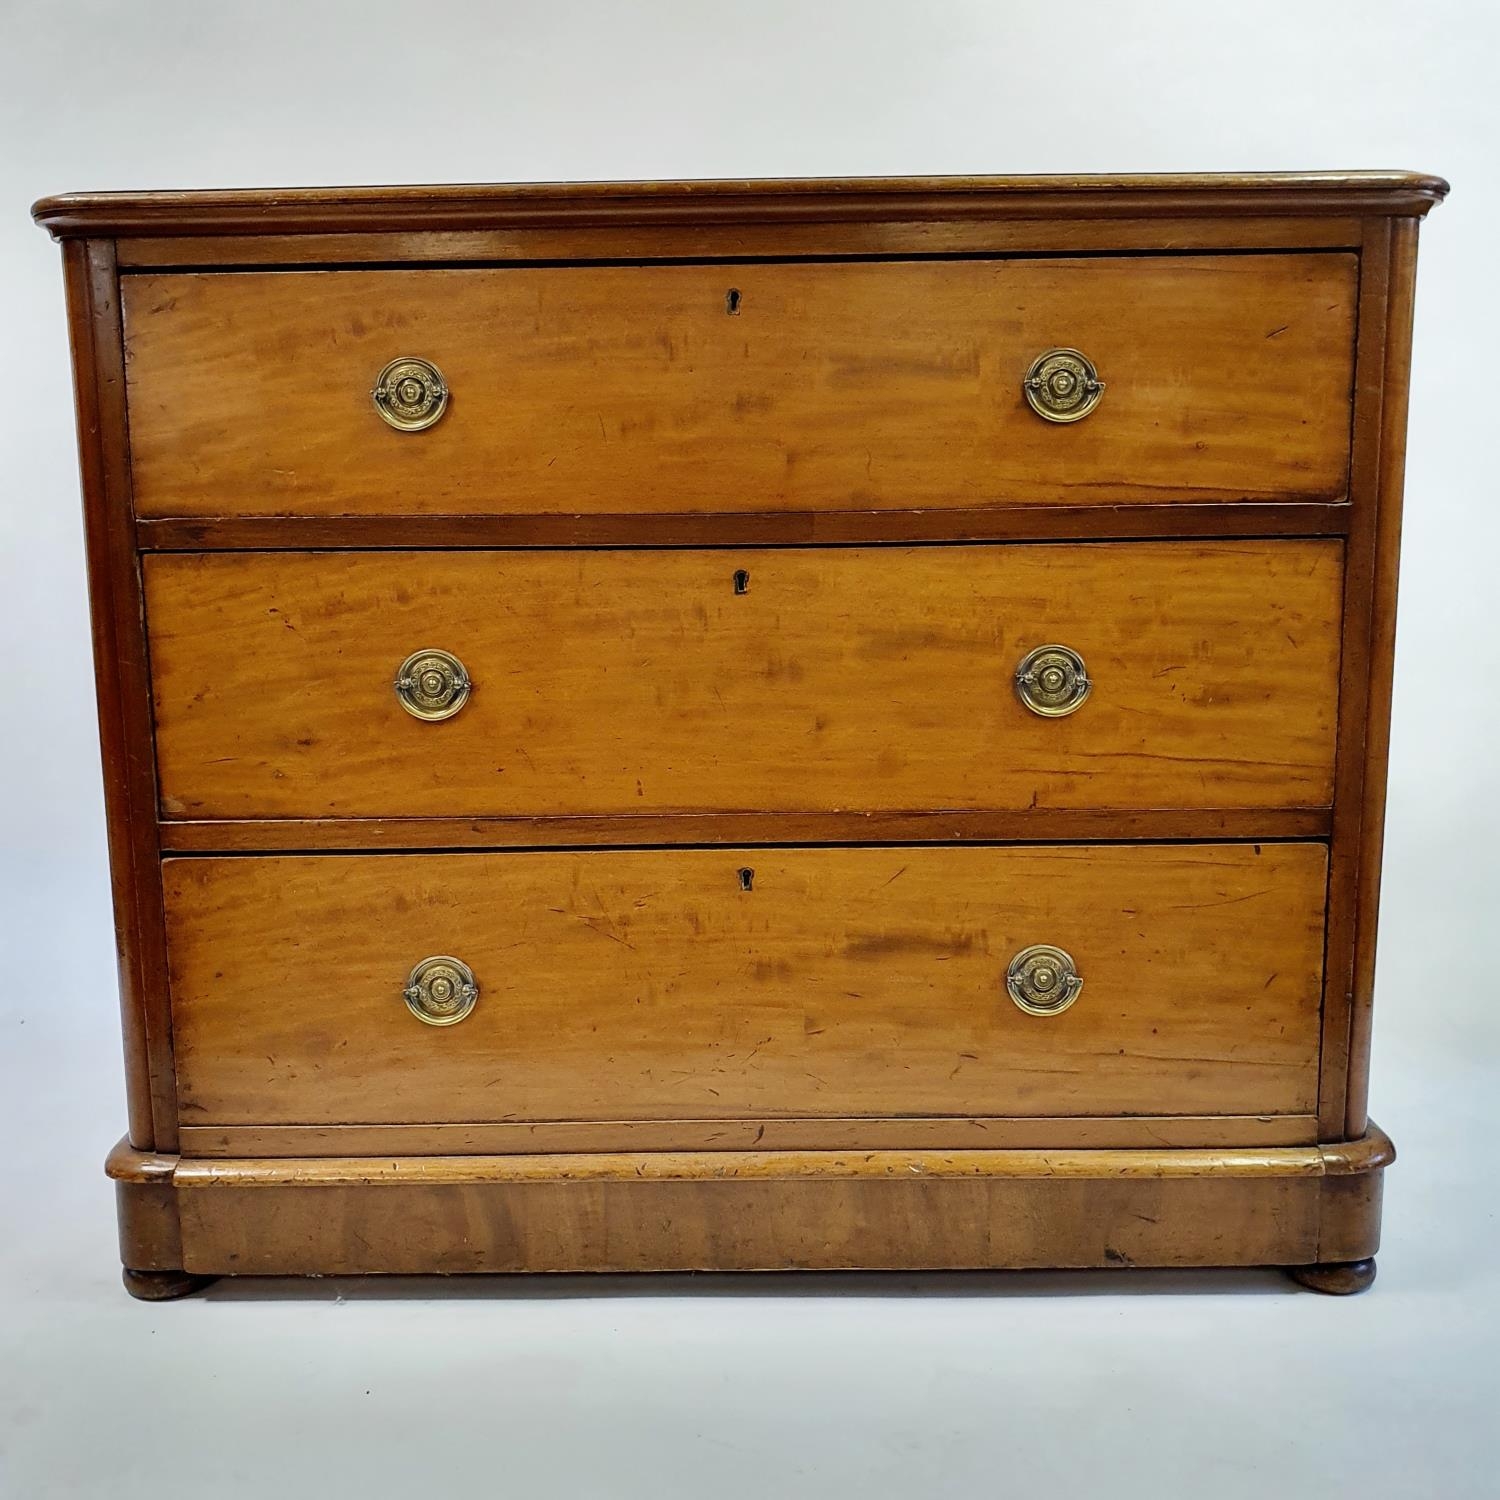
[2,3,1496,1497]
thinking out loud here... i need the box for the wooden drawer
[122,254,1356,518]
[164,843,1327,1128]
[146,540,1342,821]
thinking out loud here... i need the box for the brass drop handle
[394,648,471,721]
[372,356,449,431]
[404,955,479,1026]
[1006,945,1082,1016]
[1023,348,1104,423]
[1015,644,1091,718]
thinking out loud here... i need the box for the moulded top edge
[31,170,1450,239]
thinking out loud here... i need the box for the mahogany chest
[34,172,1446,1296]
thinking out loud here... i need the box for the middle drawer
[145,540,1342,820]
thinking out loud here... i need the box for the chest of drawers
[35,172,1446,1297]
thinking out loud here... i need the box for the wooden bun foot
[122,1268,216,1301]
[1286,1257,1377,1295]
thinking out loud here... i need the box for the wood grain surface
[1343,219,1421,1136]
[33,170,1449,238]
[156,808,1334,853]
[106,1125,1392,1279]
[145,541,1343,820]
[122,255,1357,516]
[162,843,1327,1129]
[178,1115,1322,1157]
[164,1128,1392,1185]
[112,217,1368,270]
[167,1149,1383,1277]
[133,499,1353,552]
[166,1176,1347,1274]
[63,242,181,1150]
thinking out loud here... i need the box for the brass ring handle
[1015,644,1091,718]
[1023,348,1104,423]
[394,648,471,722]
[1006,945,1082,1017]
[404,955,479,1026]
[372,356,449,432]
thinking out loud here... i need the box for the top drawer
[121,254,1357,518]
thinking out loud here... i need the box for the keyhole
[733,569,750,595]
[725,288,742,315]
[738,868,755,892]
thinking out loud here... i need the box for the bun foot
[122,1267,216,1301]
[1286,1257,1377,1295]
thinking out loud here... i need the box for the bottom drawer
[164,844,1326,1138]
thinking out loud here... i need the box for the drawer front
[122,255,1356,518]
[164,844,1327,1126]
[147,541,1342,820]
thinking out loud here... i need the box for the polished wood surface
[108,1126,1390,1184]
[1315,217,1422,1138]
[61,241,178,1151]
[165,1176,1342,1275]
[146,542,1343,821]
[167,1129,1392,1184]
[1288,1258,1378,1295]
[111,217,1370,270]
[163,843,1326,1128]
[122,256,1357,517]
[177,1114,1322,1157]
[101,1128,1390,1282]
[33,171,1449,239]
[157,807,1334,852]
[134,499,1353,552]
[1344,218,1421,1137]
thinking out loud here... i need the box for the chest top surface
[34,169,1449,236]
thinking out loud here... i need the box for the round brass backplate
[372,356,449,432]
[394,648,471,722]
[403,955,479,1026]
[1015,644,1091,718]
[1005,945,1082,1017]
[1022,348,1104,423]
